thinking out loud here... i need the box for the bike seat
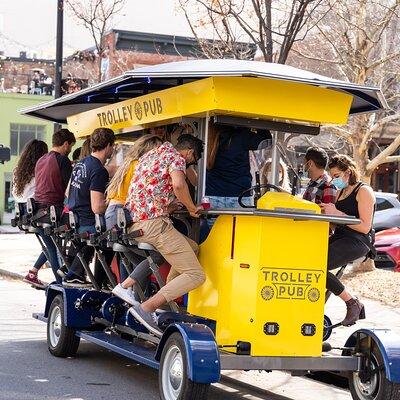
[137,242,157,251]
[27,226,42,233]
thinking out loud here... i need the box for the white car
[373,192,400,232]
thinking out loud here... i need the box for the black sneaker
[63,274,92,287]
[57,265,69,278]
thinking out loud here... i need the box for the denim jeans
[32,252,47,270]
[37,231,61,283]
[105,203,123,231]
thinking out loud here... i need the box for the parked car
[374,227,400,271]
[373,192,400,232]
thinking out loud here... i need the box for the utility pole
[54,0,64,132]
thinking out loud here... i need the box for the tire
[159,332,210,400]
[349,340,400,400]
[47,294,80,357]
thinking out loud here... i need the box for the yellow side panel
[188,193,329,357]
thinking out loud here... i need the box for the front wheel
[47,294,80,357]
[349,341,400,400]
[159,332,210,400]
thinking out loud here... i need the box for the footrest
[76,330,159,368]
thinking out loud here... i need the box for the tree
[291,0,400,184]
[178,0,327,63]
[290,0,400,271]
[66,0,125,82]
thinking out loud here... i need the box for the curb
[0,268,24,281]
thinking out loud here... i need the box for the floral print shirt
[126,142,186,221]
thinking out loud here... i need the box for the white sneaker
[112,284,139,305]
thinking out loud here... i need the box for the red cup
[201,197,211,210]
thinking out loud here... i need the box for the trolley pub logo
[96,97,163,127]
[260,267,323,302]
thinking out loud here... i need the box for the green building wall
[0,93,54,224]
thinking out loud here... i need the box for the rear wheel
[349,340,400,400]
[47,295,80,357]
[159,332,210,400]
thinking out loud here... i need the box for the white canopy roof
[21,59,387,124]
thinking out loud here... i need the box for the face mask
[332,176,348,190]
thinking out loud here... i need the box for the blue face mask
[332,176,348,190]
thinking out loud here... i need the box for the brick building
[1,30,255,94]
[63,29,226,86]
[0,52,55,94]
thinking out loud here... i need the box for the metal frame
[220,353,360,371]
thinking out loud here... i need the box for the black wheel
[159,332,210,400]
[47,294,80,357]
[349,340,400,400]
[323,315,332,341]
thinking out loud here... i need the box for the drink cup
[201,197,211,210]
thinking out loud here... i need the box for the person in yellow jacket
[105,134,163,230]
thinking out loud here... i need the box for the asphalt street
[0,277,355,400]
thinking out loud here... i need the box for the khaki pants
[130,217,205,302]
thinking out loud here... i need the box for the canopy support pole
[270,132,280,185]
[197,114,209,203]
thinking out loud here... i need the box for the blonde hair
[260,159,291,192]
[106,134,162,200]
[80,137,91,159]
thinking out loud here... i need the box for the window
[10,123,46,156]
[376,197,394,211]
[4,181,13,213]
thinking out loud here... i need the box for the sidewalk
[0,224,20,234]
[0,232,54,282]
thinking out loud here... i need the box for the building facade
[0,52,55,95]
[0,93,55,224]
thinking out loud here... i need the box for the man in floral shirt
[112,134,205,336]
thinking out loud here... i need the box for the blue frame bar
[76,331,159,369]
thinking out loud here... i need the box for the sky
[0,0,194,58]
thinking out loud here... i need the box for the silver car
[373,192,400,232]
